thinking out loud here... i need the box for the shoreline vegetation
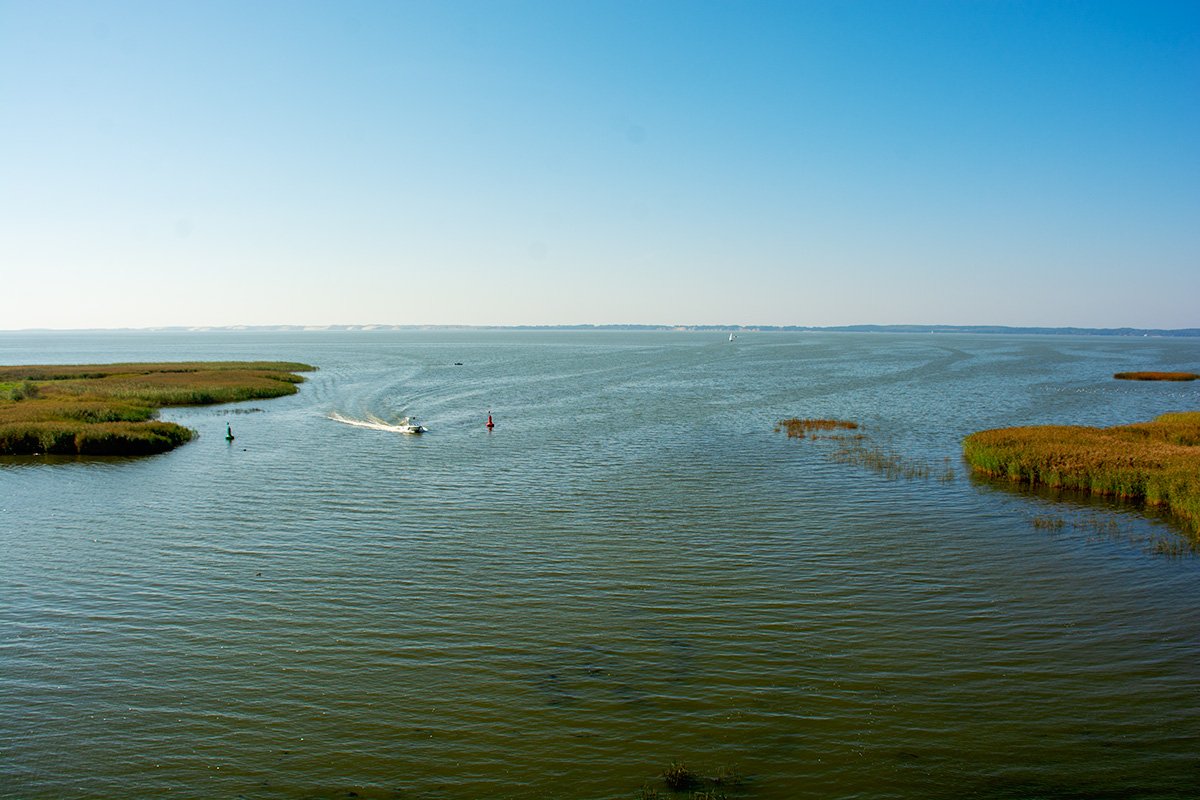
[1114,371,1199,381]
[963,412,1200,533]
[0,362,315,456]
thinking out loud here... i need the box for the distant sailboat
[729,332,735,342]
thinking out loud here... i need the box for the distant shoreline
[4,324,1199,337]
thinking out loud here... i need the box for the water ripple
[2,331,1199,798]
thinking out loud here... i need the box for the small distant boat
[728,332,736,342]
[395,416,426,434]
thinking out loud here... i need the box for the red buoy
[486,412,494,430]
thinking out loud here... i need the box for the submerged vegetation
[636,762,744,799]
[0,361,315,456]
[963,411,1200,532]
[1113,371,1199,381]
[775,417,953,482]
[832,441,934,480]
[1029,512,1195,557]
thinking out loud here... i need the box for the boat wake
[328,411,424,434]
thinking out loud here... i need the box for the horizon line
[3,323,1199,336]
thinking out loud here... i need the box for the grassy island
[775,417,860,438]
[0,361,315,456]
[963,412,1200,532]
[1114,371,1199,381]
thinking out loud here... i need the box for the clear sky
[1,0,1197,330]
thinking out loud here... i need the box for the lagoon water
[2,330,1199,799]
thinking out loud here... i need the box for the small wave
[328,411,420,433]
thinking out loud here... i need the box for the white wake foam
[328,411,419,433]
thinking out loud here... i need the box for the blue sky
[1,0,1197,329]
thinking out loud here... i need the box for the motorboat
[329,411,427,434]
[395,416,426,434]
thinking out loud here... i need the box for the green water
[2,330,1198,799]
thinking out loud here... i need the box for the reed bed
[963,411,1200,532]
[1113,371,1199,381]
[0,361,313,382]
[775,417,859,438]
[0,361,315,456]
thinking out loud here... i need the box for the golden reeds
[775,417,860,438]
[963,411,1200,532]
[1,361,315,456]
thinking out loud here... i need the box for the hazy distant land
[9,324,1200,337]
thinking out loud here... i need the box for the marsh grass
[638,762,742,799]
[0,361,315,456]
[964,411,1200,532]
[1027,511,1195,557]
[6,380,40,401]
[1075,516,1121,536]
[662,763,700,791]
[775,417,860,438]
[776,416,944,482]
[1113,371,1199,381]
[833,442,933,480]
[1150,538,1191,557]
[940,457,956,482]
[0,361,312,382]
